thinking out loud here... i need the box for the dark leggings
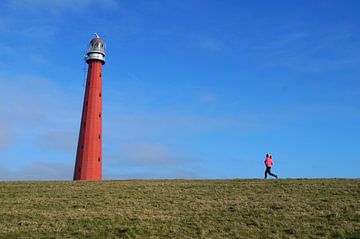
[265,167,277,179]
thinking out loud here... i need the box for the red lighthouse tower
[74,34,105,180]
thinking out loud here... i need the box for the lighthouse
[73,34,105,180]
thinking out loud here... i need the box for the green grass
[0,179,359,238]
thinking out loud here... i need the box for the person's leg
[264,167,269,179]
[268,167,277,178]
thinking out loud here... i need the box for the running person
[264,154,278,179]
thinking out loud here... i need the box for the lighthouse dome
[85,34,106,64]
[88,37,105,54]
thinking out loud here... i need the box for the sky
[0,0,359,180]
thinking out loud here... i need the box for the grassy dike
[0,179,359,238]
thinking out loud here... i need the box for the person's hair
[270,155,272,159]
[266,154,269,157]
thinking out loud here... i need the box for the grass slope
[0,179,359,238]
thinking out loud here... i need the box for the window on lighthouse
[93,43,100,50]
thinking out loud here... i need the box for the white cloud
[0,122,13,149]
[104,112,259,144]
[119,143,178,164]
[104,168,200,180]
[0,43,14,56]
[29,54,48,65]
[249,26,360,71]
[0,17,11,33]
[0,74,81,149]
[6,0,119,14]
[199,91,217,103]
[38,131,77,153]
[16,25,59,39]
[104,142,202,179]
[199,38,224,52]
[0,162,73,181]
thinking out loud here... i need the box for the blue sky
[0,0,359,180]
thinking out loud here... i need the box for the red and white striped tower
[74,34,105,180]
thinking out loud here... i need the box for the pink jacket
[265,156,273,167]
